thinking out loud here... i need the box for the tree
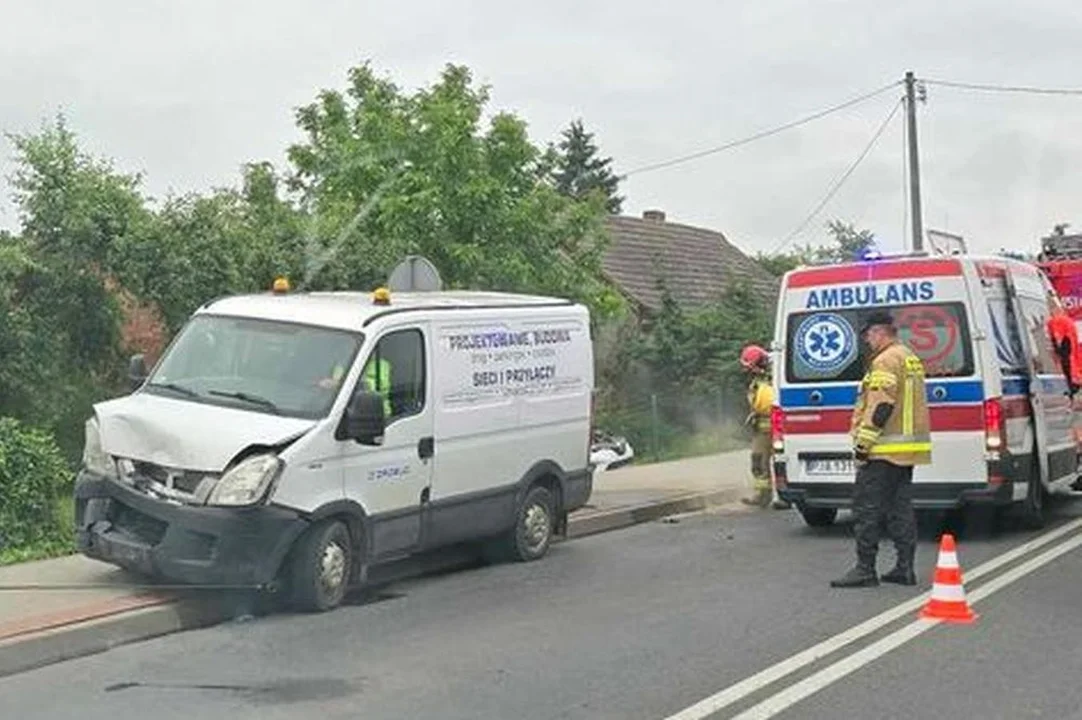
[3,117,151,459]
[604,275,774,458]
[823,220,875,261]
[548,119,623,214]
[285,62,621,316]
[755,220,876,276]
[754,248,812,276]
[8,116,151,274]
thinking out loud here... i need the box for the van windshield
[785,302,974,384]
[144,314,364,418]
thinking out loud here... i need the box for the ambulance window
[894,304,974,378]
[1018,298,1056,373]
[987,299,1027,374]
[360,328,426,422]
[785,302,974,383]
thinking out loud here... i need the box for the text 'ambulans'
[805,281,935,309]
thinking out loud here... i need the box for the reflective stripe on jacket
[850,341,932,466]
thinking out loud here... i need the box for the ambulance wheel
[1018,455,1046,530]
[287,519,352,612]
[501,485,555,562]
[798,506,838,527]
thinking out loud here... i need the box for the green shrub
[0,417,75,555]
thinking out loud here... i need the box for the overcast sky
[2,0,1081,257]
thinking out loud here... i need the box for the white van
[75,285,595,611]
[771,252,1080,529]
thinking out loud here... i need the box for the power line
[769,97,904,255]
[617,80,901,179]
[923,78,1082,96]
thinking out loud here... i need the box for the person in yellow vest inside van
[739,345,786,509]
[831,310,931,589]
[314,356,391,419]
[363,355,393,418]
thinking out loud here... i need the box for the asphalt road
[779,510,1082,720]
[1,502,1080,720]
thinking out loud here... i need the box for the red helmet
[739,344,769,370]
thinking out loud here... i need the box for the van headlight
[207,454,283,507]
[82,418,116,478]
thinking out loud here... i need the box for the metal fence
[594,388,751,464]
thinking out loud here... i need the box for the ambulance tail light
[771,405,785,452]
[984,398,1004,451]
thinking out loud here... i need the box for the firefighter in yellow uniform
[739,345,786,509]
[832,310,931,588]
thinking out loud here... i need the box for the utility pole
[904,71,924,252]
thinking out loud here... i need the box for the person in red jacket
[1047,310,1081,395]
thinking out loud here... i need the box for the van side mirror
[128,354,148,392]
[342,391,386,445]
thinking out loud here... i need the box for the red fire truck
[1037,232,1082,326]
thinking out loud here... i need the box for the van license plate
[804,459,855,476]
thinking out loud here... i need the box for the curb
[0,598,232,679]
[0,487,741,679]
[565,487,744,539]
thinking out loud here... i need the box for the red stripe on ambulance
[783,402,1030,434]
[786,258,963,289]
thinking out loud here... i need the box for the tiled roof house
[601,210,779,314]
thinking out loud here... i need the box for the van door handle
[418,436,434,460]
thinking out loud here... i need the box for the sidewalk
[0,449,753,677]
[571,450,751,536]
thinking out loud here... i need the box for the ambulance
[771,251,1081,529]
[74,283,595,612]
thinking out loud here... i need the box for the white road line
[730,620,937,720]
[661,517,1082,720]
[728,528,1082,720]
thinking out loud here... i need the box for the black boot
[881,548,917,586]
[830,565,879,588]
[880,567,917,585]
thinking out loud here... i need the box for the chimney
[642,209,666,222]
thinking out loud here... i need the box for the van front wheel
[288,519,352,613]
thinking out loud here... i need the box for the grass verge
[0,498,75,567]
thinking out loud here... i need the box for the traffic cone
[919,533,978,624]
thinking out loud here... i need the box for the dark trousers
[853,459,916,570]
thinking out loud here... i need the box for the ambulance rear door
[1005,262,1076,493]
[778,257,985,508]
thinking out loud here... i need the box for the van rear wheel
[798,506,838,527]
[491,485,555,563]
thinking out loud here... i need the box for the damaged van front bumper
[74,470,308,588]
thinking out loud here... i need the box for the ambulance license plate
[804,458,855,476]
